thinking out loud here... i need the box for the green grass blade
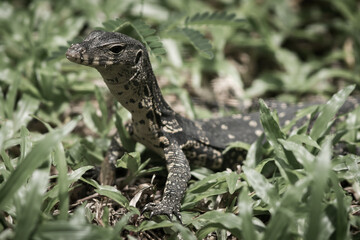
[194,211,242,239]
[259,99,285,158]
[305,137,332,240]
[330,172,350,240]
[19,126,30,162]
[34,215,113,240]
[310,85,355,140]
[242,166,278,207]
[245,135,264,168]
[226,172,240,194]
[0,119,77,209]
[54,143,69,220]
[4,76,20,119]
[12,95,39,134]
[95,185,130,209]
[279,139,315,170]
[14,169,49,240]
[115,110,136,152]
[238,187,258,240]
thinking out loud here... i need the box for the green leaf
[226,172,240,194]
[12,95,40,135]
[112,212,134,236]
[185,11,245,26]
[183,171,233,209]
[223,141,250,154]
[4,75,20,119]
[14,169,49,240]
[279,139,315,170]
[245,135,264,168]
[238,188,258,240]
[259,99,285,158]
[0,119,78,209]
[181,28,214,59]
[263,178,311,240]
[310,85,355,140]
[133,220,174,231]
[171,222,197,240]
[115,110,136,152]
[287,134,320,149]
[329,172,350,240]
[54,143,69,220]
[104,18,167,60]
[34,207,113,240]
[195,211,242,239]
[95,185,130,209]
[94,86,108,132]
[305,137,332,240]
[116,152,141,173]
[243,166,278,206]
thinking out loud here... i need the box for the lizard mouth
[66,44,92,65]
[66,43,117,67]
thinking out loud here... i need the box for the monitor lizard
[66,30,359,222]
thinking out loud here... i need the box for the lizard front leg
[142,141,191,223]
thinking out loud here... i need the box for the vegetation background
[0,0,360,239]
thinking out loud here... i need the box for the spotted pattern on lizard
[66,30,359,221]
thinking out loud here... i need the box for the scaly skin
[66,30,359,221]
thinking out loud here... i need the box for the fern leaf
[185,11,245,26]
[181,28,213,59]
[100,18,166,61]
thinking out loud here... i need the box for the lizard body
[66,30,359,221]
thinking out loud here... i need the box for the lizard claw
[141,201,182,224]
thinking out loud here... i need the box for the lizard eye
[109,45,125,53]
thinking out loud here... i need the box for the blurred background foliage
[0,0,360,239]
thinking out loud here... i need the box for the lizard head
[66,30,147,70]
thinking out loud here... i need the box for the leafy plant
[1,0,360,239]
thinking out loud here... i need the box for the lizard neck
[96,56,175,144]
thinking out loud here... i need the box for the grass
[1,0,360,239]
